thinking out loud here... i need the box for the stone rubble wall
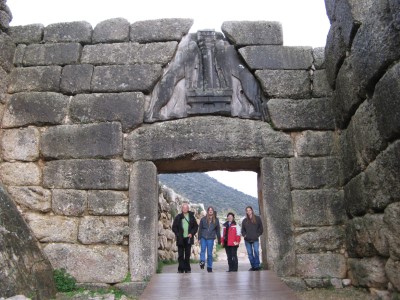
[324,0,400,296]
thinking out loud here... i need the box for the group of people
[172,204,263,273]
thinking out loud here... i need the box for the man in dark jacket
[172,203,199,273]
[241,206,263,271]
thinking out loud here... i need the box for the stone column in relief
[129,161,158,281]
[259,158,295,276]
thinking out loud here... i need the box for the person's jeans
[245,240,260,269]
[200,238,214,268]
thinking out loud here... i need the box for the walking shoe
[199,261,205,269]
[207,267,212,273]
[248,267,255,271]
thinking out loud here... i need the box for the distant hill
[159,172,259,216]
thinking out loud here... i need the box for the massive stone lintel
[145,30,267,122]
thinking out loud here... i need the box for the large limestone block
[290,157,340,189]
[296,253,347,278]
[124,116,293,162]
[8,66,61,93]
[22,43,82,66]
[1,127,40,161]
[0,162,41,186]
[292,189,345,226]
[260,158,295,276]
[93,18,130,44]
[0,66,8,103]
[312,47,325,70]
[344,172,369,217]
[324,23,346,88]
[61,64,93,94]
[44,21,92,43]
[312,69,333,98]
[294,131,335,157]
[44,243,128,283]
[88,190,128,216]
[255,70,311,99]
[384,202,400,260]
[130,18,193,43]
[295,226,345,254]
[70,93,145,132]
[0,34,15,72]
[43,159,129,190]
[267,98,335,131]
[221,21,283,46]
[372,62,400,142]
[8,24,44,44]
[78,216,129,245]
[385,258,400,291]
[24,212,78,243]
[348,257,388,289]
[41,122,123,159]
[2,92,68,128]
[7,186,51,212]
[91,64,162,93]
[52,189,87,216]
[239,45,313,70]
[13,44,25,68]
[0,184,56,299]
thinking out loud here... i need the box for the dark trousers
[178,237,192,272]
[225,246,238,271]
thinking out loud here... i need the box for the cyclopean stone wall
[325,0,400,295]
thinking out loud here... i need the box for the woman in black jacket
[172,203,199,273]
[241,206,263,271]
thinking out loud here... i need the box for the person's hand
[233,241,238,246]
[188,233,192,238]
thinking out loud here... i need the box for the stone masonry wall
[325,0,400,295]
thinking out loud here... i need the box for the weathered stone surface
[88,191,129,216]
[345,214,389,258]
[372,62,400,142]
[70,93,144,131]
[22,43,82,66]
[2,92,68,128]
[239,45,313,70]
[348,257,388,289]
[312,69,333,98]
[0,184,56,299]
[0,9,11,30]
[114,282,147,297]
[52,189,87,216]
[7,66,62,93]
[129,161,158,281]
[44,21,92,43]
[255,70,311,99]
[130,18,193,42]
[41,122,123,159]
[61,64,93,94]
[93,18,130,43]
[1,127,40,161]
[0,162,41,186]
[221,21,283,46]
[78,216,129,245]
[91,64,162,93]
[295,226,345,254]
[350,2,400,96]
[124,116,293,162]
[344,172,369,217]
[43,159,129,190]
[325,23,346,88]
[290,157,340,189]
[312,47,325,70]
[260,158,295,276]
[296,253,347,278]
[267,98,335,131]
[13,44,25,67]
[82,42,177,66]
[0,33,15,72]
[385,258,400,291]
[8,24,44,44]
[339,127,359,185]
[384,202,400,260]
[333,60,363,128]
[24,212,78,243]
[292,189,345,226]
[294,131,335,157]
[7,186,51,212]
[44,243,128,283]
[280,277,307,292]
[0,66,8,103]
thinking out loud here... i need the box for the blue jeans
[245,240,260,269]
[200,238,214,268]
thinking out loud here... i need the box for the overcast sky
[7,0,330,198]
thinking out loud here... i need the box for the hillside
[159,172,259,216]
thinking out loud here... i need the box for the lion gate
[1,1,400,297]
